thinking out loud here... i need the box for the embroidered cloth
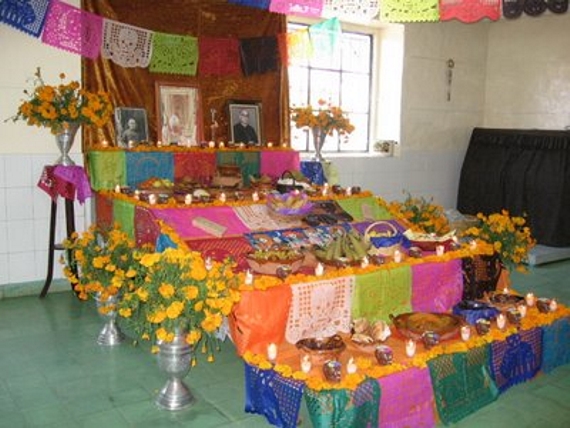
[428,345,499,424]
[377,367,436,428]
[380,0,440,22]
[304,378,380,428]
[285,276,354,343]
[239,36,280,76]
[489,328,542,392]
[542,316,570,373]
[244,363,305,428]
[125,151,174,188]
[185,236,253,271]
[198,37,241,76]
[41,0,103,59]
[300,160,326,184]
[351,266,412,322]
[323,0,379,20]
[101,19,154,68]
[86,150,126,191]
[0,0,50,37]
[230,286,292,355]
[38,165,92,203]
[270,0,325,17]
[134,206,161,247]
[411,259,463,313]
[336,196,392,221]
[234,204,281,231]
[260,151,300,179]
[150,32,198,76]
[173,152,216,183]
[440,0,501,22]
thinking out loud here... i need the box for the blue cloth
[452,301,500,325]
[156,234,176,252]
[125,152,174,188]
[244,363,305,428]
[0,0,50,37]
[300,160,326,185]
[227,0,270,8]
[542,317,570,373]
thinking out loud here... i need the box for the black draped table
[457,127,570,247]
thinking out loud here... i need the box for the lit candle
[252,191,259,202]
[460,325,471,341]
[517,304,527,318]
[128,140,136,149]
[157,140,163,147]
[205,256,213,271]
[405,339,416,357]
[345,187,352,196]
[244,269,254,285]
[239,142,245,149]
[134,190,141,200]
[469,240,477,250]
[292,189,300,196]
[301,355,312,373]
[208,141,215,148]
[184,194,193,205]
[321,187,328,197]
[360,256,369,269]
[315,262,324,276]
[114,184,121,193]
[496,313,506,330]
[219,192,227,203]
[346,357,357,374]
[436,245,445,256]
[148,194,157,205]
[267,343,278,362]
[503,287,509,295]
[549,298,558,312]
[525,292,536,307]
[393,250,402,263]
[267,142,274,148]
[101,140,109,148]
[218,142,225,149]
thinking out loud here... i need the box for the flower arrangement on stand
[291,99,355,161]
[462,210,536,273]
[385,191,451,236]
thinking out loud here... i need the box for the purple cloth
[411,259,463,313]
[378,367,436,428]
[53,165,92,203]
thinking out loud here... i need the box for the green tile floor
[1,260,569,427]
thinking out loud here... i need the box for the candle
[114,184,121,193]
[219,192,227,203]
[525,292,535,307]
[517,304,527,318]
[157,140,163,147]
[503,287,509,295]
[315,262,324,276]
[245,269,254,285]
[148,194,157,205]
[205,257,213,271]
[239,142,245,149]
[460,325,471,341]
[208,141,215,148]
[101,140,109,148]
[345,187,352,196]
[301,355,312,374]
[405,339,416,357]
[134,190,141,200]
[321,187,329,197]
[267,142,274,148]
[128,140,136,149]
[496,313,506,330]
[436,245,445,256]
[267,343,278,361]
[252,191,259,202]
[549,298,558,312]
[184,194,193,205]
[346,357,357,374]
[393,250,402,263]
[218,142,225,149]
[360,256,369,269]
[469,240,477,250]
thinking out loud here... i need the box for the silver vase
[155,328,195,411]
[54,122,80,166]
[95,293,125,346]
[311,127,327,162]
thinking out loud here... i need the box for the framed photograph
[114,107,149,148]
[228,101,262,146]
[156,82,202,146]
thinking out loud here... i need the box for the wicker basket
[364,221,403,257]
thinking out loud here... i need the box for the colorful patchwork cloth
[411,259,464,313]
[352,266,412,323]
[489,328,542,393]
[542,317,570,373]
[377,367,436,428]
[304,378,380,428]
[244,363,305,428]
[285,276,354,344]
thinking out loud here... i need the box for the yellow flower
[166,301,184,319]
[158,283,175,299]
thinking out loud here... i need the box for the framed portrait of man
[228,101,262,146]
[156,82,202,147]
[114,107,149,148]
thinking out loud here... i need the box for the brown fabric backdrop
[82,0,289,149]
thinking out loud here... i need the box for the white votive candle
[517,304,527,318]
[345,187,352,196]
[157,140,163,147]
[315,262,324,276]
[549,299,558,312]
[503,287,509,295]
[219,192,227,203]
[267,343,278,361]
[436,245,445,256]
[393,250,402,263]
[252,191,259,202]
[205,257,213,271]
[184,194,193,205]
[496,313,506,330]
[148,194,157,205]
[405,339,416,357]
[469,240,477,250]
[101,140,109,148]
[134,190,141,200]
[346,357,357,374]
[208,141,215,148]
[460,325,471,341]
[360,256,369,269]
[267,142,273,148]
[301,355,312,374]
[114,184,121,193]
[218,142,225,149]
[525,292,536,307]
[245,269,254,285]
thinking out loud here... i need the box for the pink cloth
[377,367,436,428]
[260,150,300,178]
[411,259,463,313]
[151,207,250,239]
[440,0,501,23]
[41,0,103,59]
[38,165,92,203]
[269,0,324,17]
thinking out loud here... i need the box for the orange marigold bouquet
[10,67,113,133]
[386,192,451,236]
[291,99,355,137]
[462,210,536,272]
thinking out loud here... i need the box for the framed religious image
[156,82,203,146]
[228,101,262,146]
[114,107,149,148]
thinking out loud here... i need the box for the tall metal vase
[95,293,125,346]
[54,122,80,166]
[311,127,327,162]
[155,328,195,411]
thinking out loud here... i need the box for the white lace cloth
[101,19,154,68]
[323,0,380,20]
[285,275,355,344]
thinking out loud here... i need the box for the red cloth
[198,37,242,76]
[95,193,114,230]
[134,206,161,248]
[185,236,253,270]
[440,0,501,22]
[173,152,216,183]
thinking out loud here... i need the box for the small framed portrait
[114,107,149,148]
[228,101,262,146]
[156,82,203,146]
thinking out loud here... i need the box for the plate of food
[389,312,463,341]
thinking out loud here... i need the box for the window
[288,20,403,156]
